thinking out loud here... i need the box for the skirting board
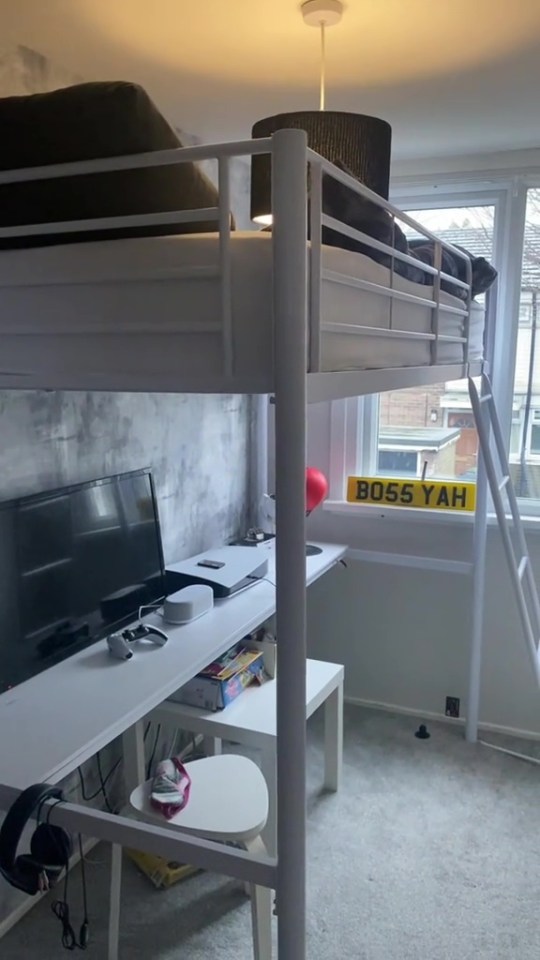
[344,694,540,742]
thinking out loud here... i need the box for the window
[372,203,496,483]
[510,188,540,500]
[530,412,540,455]
[328,179,540,514]
[510,410,523,458]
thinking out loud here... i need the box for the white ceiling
[3,0,540,160]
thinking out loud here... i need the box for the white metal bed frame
[0,128,492,958]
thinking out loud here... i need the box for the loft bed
[0,226,485,397]
[0,117,492,960]
[0,160,485,397]
[0,82,486,399]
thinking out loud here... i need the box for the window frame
[327,176,540,518]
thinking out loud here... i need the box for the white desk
[149,658,344,855]
[0,542,346,792]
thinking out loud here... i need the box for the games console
[166,546,269,599]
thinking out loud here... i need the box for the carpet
[2,705,540,959]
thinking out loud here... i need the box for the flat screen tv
[0,468,165,693]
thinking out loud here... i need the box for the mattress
[0,231,484,386]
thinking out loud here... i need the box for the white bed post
[466,287,497,743]
[271,127,308,959]
[466,410,489,743]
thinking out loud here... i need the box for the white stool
[108,754,272,960]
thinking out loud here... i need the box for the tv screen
[0,469,165,693]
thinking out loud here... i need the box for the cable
[52,861,75,951]
[146,724,161,779]
[137,599,165,623]
[94,753,114,813]
[479,738,540,765]
[78,835,89,948]
[77,721,151,808]
[46,799,89,951]
[52,845,88,951]
[247,575,276,588]
[319,20,326,110]
[96,752,114,813]
[78,757,118,804]
[77,723,151,807]
[77,759,120,805]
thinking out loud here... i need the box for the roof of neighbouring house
[379,426,461,450]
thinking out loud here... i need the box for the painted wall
[304,400,540,738]
[391,146,540,183]
[0,45,254,928]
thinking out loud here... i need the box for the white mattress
[0,231,484,386]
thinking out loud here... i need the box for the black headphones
[0,783,89,950]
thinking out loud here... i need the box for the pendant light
[250,0,392,225]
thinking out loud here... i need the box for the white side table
[148,658,344,855]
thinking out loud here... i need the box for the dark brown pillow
[0,81,221,248]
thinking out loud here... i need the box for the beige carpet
[3,705,540,959]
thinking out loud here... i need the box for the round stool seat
[130,754,268,843]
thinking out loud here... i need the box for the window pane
[510,188,540,500]
[378,383,479,481]
[375,205,495,484]
[510,421,522,457]
[531,424,540,454]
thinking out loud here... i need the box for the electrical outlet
[445,696,460,718]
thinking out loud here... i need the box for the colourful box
[126,848,198,889]
[169,644,266,711]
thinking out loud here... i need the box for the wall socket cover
[445,696,460,718]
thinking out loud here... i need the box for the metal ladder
[469,373,540,686]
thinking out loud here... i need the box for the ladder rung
[498,475,510,492]
[518,556,529,580]
[479,393,493,404]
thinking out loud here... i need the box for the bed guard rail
[0,133,475,379]
[306,150,474,372]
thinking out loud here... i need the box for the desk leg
[108,843,122,960]
[261,746,277,857]
[204,736,222,757]
[122,721,146,796]
[324,682,343,792]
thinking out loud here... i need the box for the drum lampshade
[250,111,392,224]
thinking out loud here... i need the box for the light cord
[319,20,326,111]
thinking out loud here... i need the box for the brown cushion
[0,81,221,248]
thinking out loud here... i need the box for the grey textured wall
[0,390,252,564]
[0,45,255,931]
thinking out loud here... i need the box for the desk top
[0,541,346,790]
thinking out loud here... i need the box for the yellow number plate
[346,476,476,511]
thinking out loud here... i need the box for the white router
[166,546,269,599]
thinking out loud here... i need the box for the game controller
[106,624,169,660]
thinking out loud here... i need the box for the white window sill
[323,499,540,531]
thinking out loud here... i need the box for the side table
[147,658,344,855]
